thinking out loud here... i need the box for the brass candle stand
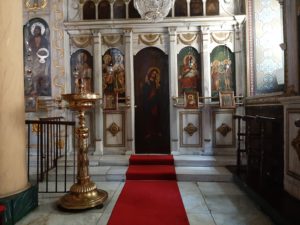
[58,78,108,210]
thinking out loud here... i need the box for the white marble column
[0,0,29,197]
[93,31,104,155]
[110,0,114,19]
[95,2,99,19]
[186,0,191,17]
[64,32,72,94]
[168,27,179,154]
[63,31,74,154]
[234,18,246,97]
[124,29,134,154]
[203,0,207,16]
[125,0,130,19]
[234,18,246,117]
[235,0,242,14]
[201,26,213,154]
[201,26,211,100]
[79,2,84,20]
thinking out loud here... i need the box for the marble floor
[16,181,274,225]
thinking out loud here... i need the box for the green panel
[210,45,236,99]
[0,184,38,225]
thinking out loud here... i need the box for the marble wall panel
[286,109,300,180]
[179,111,202,147]
[212,109,235,147]
[104,111,125,147]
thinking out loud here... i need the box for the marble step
[53,155,236,167]
[175,166,232,182]
[174,155,236,167]
[32,165,232,183]
[29,155,235,186]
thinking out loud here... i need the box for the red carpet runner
[107,155,190,225]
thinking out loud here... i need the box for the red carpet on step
[126,165,176,180]
[107,155,190,225]
[129,154,174,165]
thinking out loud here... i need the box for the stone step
[175,166,232,182]
[52,154,236,168]
[174,155,236,167]
[32,165,232,183]
[29,155,235,186]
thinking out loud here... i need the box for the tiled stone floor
[16,181,274,225]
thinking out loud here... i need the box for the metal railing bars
[233,114,277,178]
[26,117,76,193]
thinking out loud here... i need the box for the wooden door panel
[134,47,170,154]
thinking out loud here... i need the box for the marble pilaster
[201,26,213,155]
[124,29,134,154]
[93,31,104,155]
[168,27,179,154]
[234,17,246,97]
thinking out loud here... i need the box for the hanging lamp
[134,0,175,22]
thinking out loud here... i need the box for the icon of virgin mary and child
[178,54,199,95]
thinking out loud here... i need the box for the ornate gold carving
[25,0,47,10]
[138,34,162,46]
[217,123,232,137]
[32,124,40,133]
[211,32,231,44]
[71,36,92,48]
[177,33,197,45]
[103,35,123,47]
[184,123,198,136]
[52,1,65,98]
[108,122,121,136]
[292,130,300,160]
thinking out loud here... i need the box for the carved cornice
[64,16,244,32]
[200,26,210,33]
[245,93,284,106]
[168,27,177,35]
[217,123,232,137]
[184,123,198,136]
